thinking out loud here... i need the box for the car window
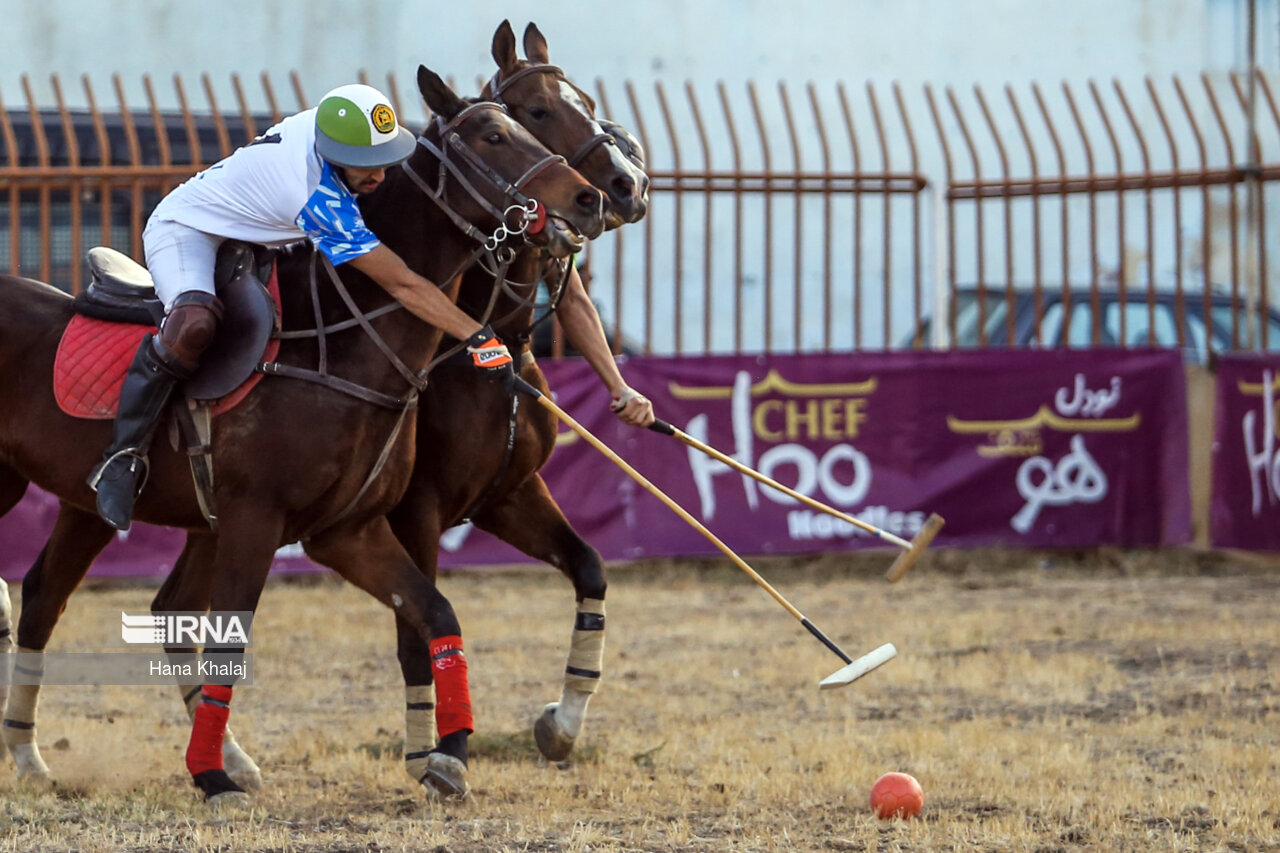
[1104,302,1180,348]
[1037,302,1065,346]
[952,290,1013,346]
[1063,302,1099,346]
[1182,308,1209,362]
[1210,304,1280,352]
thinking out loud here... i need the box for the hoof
[193,769,246,802]
[206,790,252,811]
[225,751,262,793]
[9,745,52,784]
[15,769,54,788]
[534,703,576,762]
[420,753,470,800]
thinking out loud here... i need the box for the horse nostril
[639,174,651,197]
[575,189,603,215]
[611,175,636,200]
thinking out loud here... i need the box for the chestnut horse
[152,21,650,791]
[0,66,604,802]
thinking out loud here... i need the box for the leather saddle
[71,241,279,401]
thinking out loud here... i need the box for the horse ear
[417,65,463,121]
[523,22,550,65]
[491,19,519,73]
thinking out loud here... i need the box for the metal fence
[3,70,1280,357]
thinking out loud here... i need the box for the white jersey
[148,109,380,266]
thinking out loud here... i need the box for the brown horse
[149,20,651,791]
[384,20,651,778]
[0,66,604,802]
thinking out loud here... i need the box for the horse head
[415,65,605,259]
[487,20,649,229]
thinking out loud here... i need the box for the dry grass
[1,548,1278,852]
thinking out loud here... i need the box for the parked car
[905,286,1280,364]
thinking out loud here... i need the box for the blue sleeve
[295,163,381,266]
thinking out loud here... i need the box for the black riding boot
[88,335,184,531]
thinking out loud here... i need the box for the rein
[404,102,564,258]
[254,101,559,531]
[262,101,552,408]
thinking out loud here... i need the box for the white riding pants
[142,218,226,310]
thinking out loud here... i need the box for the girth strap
[458,383,522,525]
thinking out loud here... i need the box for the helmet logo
[371,104,396,134]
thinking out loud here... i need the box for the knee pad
[157,291,224,374]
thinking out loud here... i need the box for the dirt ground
[0,547,1277,852]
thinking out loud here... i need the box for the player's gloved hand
[610,385,655,427]
[466,325,515,386]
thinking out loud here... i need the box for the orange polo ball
[869,772,924,819]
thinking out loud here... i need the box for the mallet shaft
[515,378,857,661]
[650,419,912,548]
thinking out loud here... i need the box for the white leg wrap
[180,682,261,790]
[403,683,436,783]
[557,598,605,739]
[4,648,50,777]
[0,580,12,722]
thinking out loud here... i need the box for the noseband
[403,101,565,257]
[487,65,619,169]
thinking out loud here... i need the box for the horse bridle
[266,100,578,532]
[403,101,566,258]
[270,100,573,404]
[487,64,620,169]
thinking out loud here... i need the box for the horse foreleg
[386,493,443,786]
[305,516,472,799]
[472,475,606,762]
[155,532,262,792]
[183,506,281,806]
[4,504,114,782]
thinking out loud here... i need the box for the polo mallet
[648,418,944,582]
[513,376,895,690]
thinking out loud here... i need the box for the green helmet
[314,84,416,169]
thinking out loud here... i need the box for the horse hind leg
[180,506,283,806]
[473,475,606,762]
[0,575,13,755]
[0,463,29,735]
[4,504,115,783]
[156,533,262,792]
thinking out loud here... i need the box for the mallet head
[885,513,945,583]
[818,642,898,690]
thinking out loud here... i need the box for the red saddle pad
[53,263,281,419]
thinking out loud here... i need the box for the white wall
[3,0,1277,352]
[1,0,1267,113]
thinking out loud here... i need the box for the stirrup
[87,447,150,494]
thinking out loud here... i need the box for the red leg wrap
[185,684,232,777]
[429,635,474,738]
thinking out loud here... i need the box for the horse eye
[485,132,503,145]
[528,107,549,121]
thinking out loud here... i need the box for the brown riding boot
[87,290,223,531]
[88,336,184,530]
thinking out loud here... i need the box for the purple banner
[1211,353,1280,549]
[446,349,1189,561]
[0,349,1190,580]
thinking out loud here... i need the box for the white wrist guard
[610,386,641,412]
